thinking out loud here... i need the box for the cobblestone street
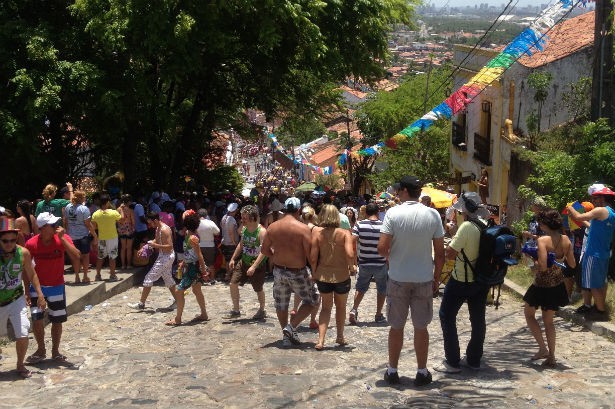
[0,278,613,409]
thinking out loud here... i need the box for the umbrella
[420,187,456,209]
[296,182,317,192]
[378,191,394,200]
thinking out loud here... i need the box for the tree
[1,0,419,203]
[526,70,553,148]
[355,65,453,192]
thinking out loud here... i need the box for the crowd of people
[0,157,613,384]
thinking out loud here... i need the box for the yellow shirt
[92,209,122,240]
[449,220,481,282]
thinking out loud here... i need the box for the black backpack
[460,219,518,308]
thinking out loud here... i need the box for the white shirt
[221,214,239,245]
[381,201,444,283]
[197,218,220,247]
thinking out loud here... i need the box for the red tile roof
[519,11,594,68]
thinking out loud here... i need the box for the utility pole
[590,0,614,124]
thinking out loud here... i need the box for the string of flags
[338,0,592,163]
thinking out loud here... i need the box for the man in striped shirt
[349,202,388,324]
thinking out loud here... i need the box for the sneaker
[283,324,301,345]
[434,360,461,374]
[414,370,433,387]
[349,308,358,325]
[586,307,609,322]
[460,357,480,370]
[252,309,267,320]
[383,369,400,385]
[128,302,145,310]
[227,310,241,318]
[575,304,592,314]
[374,313,386,323]
[282,334,292,347]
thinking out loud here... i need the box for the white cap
[0,206,5,215]
[588,183,606,196]
[227,203,238,212]
[36,212,61,228]
[284,197,301,212]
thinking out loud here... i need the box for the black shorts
[316,278,351,295]
[73,237,91,255]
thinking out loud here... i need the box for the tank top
[585,206,615,258]
[183,233,200,264]
[241,225,266,266]
[0,247,25,303]
[315,228,350,283]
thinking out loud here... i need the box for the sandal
[335,337,348,346]
[16,368,32,379]
[52,354,68,363]
[191,315,209,322]
[95,274,102,282]
[74,276,81,284]
[165,319,181,326]
[542,357,557,368]
[26,353,46,364]
[531,351,549,361]
[82,277,91,284]
[108,275,119,282]
[314,343,324,351]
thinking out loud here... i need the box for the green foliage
[355,65,452,191]
[368,123,451,192]
[1,0,417,203]
[516,119,615,210]
[561,77,591,122]
[526,70,552,136]
[197,166,244,194]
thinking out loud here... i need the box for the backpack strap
[458,219,486,282]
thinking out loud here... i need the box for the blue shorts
[29,284,67,323]
[355,264,388,294]
[581,255,609,289]
[73,236,91,255]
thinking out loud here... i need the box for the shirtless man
[128,211,177,311]
[260,197,320,346]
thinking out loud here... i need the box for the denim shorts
[355,264,388,294]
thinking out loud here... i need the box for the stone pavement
[0,273,614,409]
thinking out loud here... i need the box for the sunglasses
[1,239,17,244]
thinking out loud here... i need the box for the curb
[64,268,145,317]
[503,278,615,340]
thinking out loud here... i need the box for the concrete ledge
[64,268,145,316]
[503,278,615,340]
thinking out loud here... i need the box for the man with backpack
[436,192,494,374]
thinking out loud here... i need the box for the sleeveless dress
[314,228,350,284]
[523,240,569,311]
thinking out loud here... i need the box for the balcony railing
[452,122,467,151]
[474,132,491,165]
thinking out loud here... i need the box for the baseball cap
[0,206,5,215]
[589,183,615,196]
[36,212,61,228]
[392,175,423,192]
[227,203,238,212]
[452,192,490,219]
[284,197,301,212]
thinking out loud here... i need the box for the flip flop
[314,343,324,351]
[26,354,46,364]
[531,352,549,361]
[191,315,209,322]
[335,338,348,346]
[16,368,32,379]
[52,354,68,363]
[82,277,91,284]
[165,319,181,326]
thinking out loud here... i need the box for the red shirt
[25,234,73,286]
